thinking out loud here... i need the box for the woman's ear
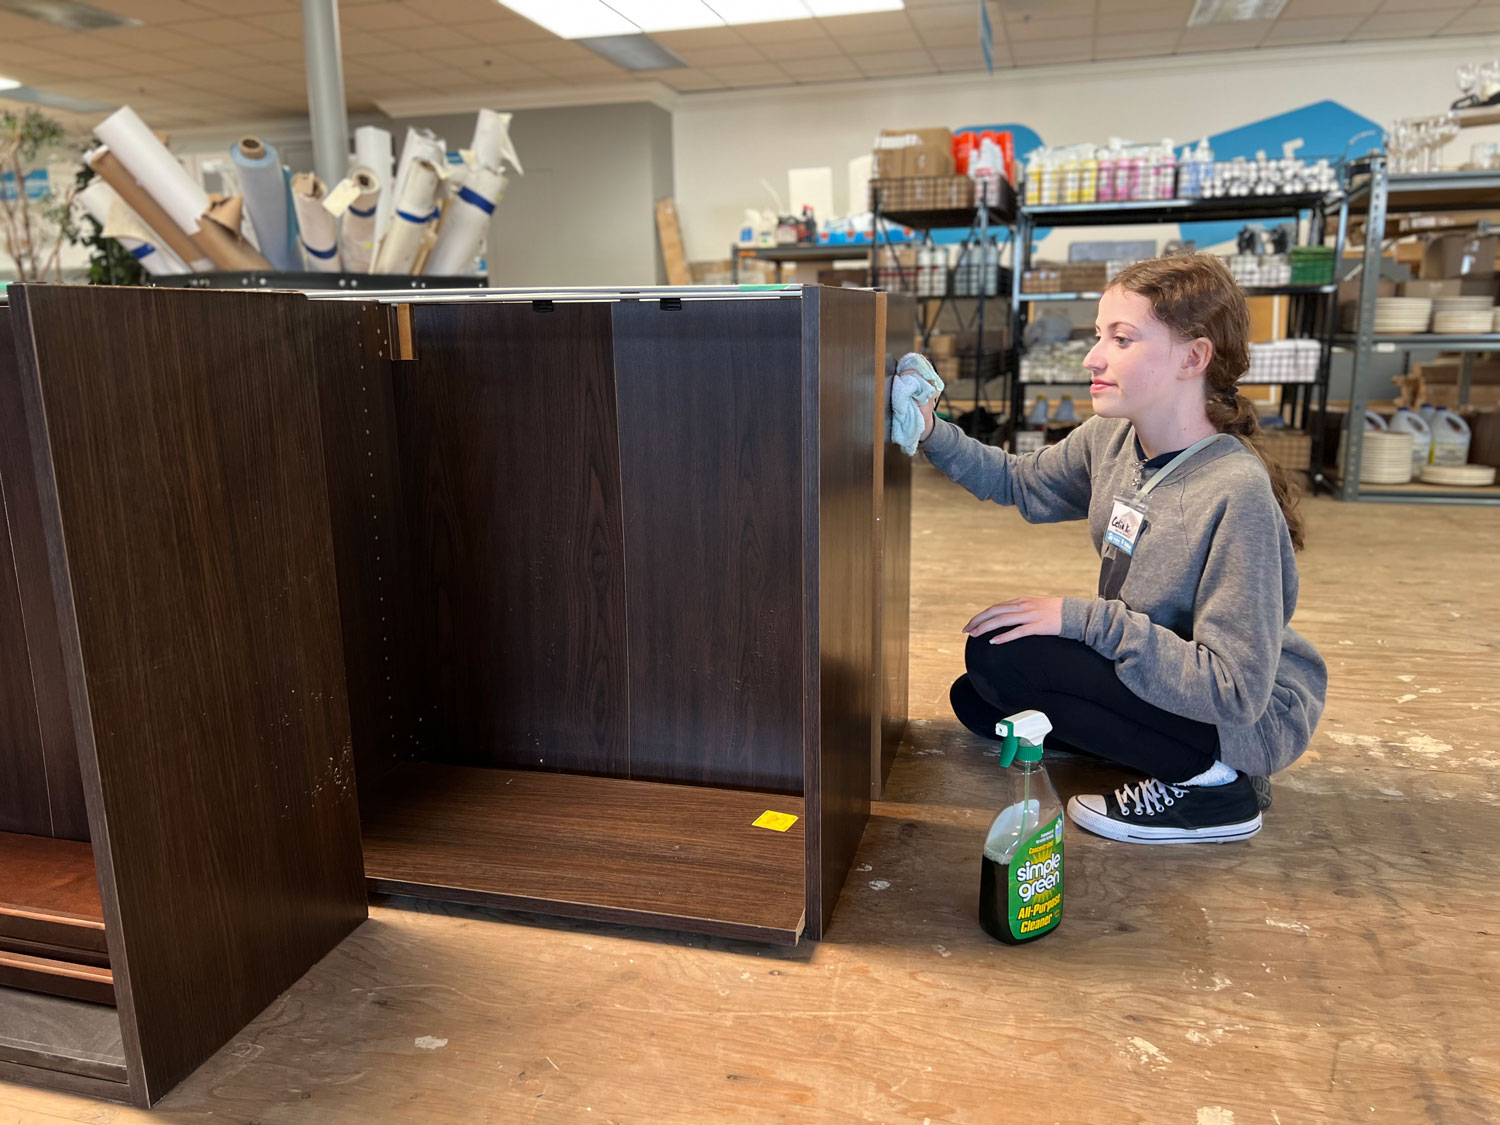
[1180,336,1214,380]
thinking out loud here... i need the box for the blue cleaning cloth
[890,352,945,456]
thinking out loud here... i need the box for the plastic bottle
[1157,140,1177,201]
[1096,142,1118,203]
[1024,150,1043,206]
[1389,406,1432,470]
[1419,402,1437,426]
[1080,146,1099,203]
[1430,408,1473,465]
[979,710,1064,945]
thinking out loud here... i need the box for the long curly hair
[1110,253,1305,550]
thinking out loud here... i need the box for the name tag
[1105,499,1146,555]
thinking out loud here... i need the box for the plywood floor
[5,464,1499,1124]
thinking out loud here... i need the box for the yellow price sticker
[752,810,799,832]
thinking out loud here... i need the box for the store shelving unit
[1333,156,1500,504]
[1010,188,1346,466]
[869,178,1018,433]
[730,243,869,283]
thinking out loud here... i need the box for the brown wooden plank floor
[362,764,806,945]
[4,464,1499,1122]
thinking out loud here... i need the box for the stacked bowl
[1373,297,1433,334]
[1431,296,1495,335]
[1358,430,1415,484]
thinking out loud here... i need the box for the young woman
[916,252,1326,844]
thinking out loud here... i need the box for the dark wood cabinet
[0,283,910,1107]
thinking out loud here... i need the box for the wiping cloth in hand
[890,352,945,456]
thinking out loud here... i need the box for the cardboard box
[1398,279,1462,299]
[1421,232,1499,279]
[908,145,955,177]
[927,334,956,358]
[873,127,953,178]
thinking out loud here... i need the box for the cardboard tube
[190,212,272,271]
[290,172,341,272]
[88,147,212,270]
[338,167,381,273]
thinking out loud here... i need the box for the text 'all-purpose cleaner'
[979,710,1064,944]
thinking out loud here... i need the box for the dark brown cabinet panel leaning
[0,283,910,1107]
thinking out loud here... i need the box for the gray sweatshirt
[922,415,1327,776]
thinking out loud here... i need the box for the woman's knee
[964,630,1081,700]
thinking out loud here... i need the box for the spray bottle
[979,710,1064,944]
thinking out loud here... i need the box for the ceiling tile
[190,0,297,14]
[173,18,282,45]
[505,39,593,62]
[926,43,988,70]
[1005,15,1092,40]
[778,55,864,81]
[852,49,937,77]
[1002,0,1097,14]
[733,18,836,44]
[102,0,213,21]
[375,24,471,49]
[241,11,303,36]
[1177,23,1271,49]
[0,41,71,68]
[912,4,988,30]
[917,24,995,48]
[421,0,524,25]
[423,45,529,72]
[1011,38,1092,64]
[444,19,545,45]
[341,3,430,32]
[354,51,450,75]
[1261,15,1365,43]
[817,11,915,36]
[237,40,307,63]
[1374,0,1449,10]
[837,31,927,53]
[672,45,768,66]
[1349,9,1465,37]
[758,36,844,60]
[655,70,728,91]
[157,45,266,69]
[703,62,792,86]
[1093,30,1182,57]
[1281,0,1381,16]
[1097,8,1189,34]
[650,26,747,49]
[1440,8,1500,33]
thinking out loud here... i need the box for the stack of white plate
[1358,430,1415,484]
[1493,307,1500,333]
[1419,463,1497,487]
[1373,297,1433,334]
[1431,296,1495,335]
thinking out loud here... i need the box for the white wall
[672,36,1500,263]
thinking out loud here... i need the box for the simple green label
[1009,815,1063,940]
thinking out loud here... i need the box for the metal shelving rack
[1009,187,1346,466]
[870,179,1018,434]
[1332,157,1500,504]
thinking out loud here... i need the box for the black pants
[951,630,1219,783]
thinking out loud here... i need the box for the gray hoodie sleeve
[920,416,1094,522]
[1057,472,1284,726]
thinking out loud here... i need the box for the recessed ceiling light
[0,0,141,32]
[1187,0,1288,27]
[0,75,22,91]
[497,0,907,39]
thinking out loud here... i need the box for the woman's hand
[918,393,936,443]
[963,597,1064,644]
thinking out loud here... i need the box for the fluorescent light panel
[498,0,906,39]
[0,75,22,91]
[1186,0,1287,27]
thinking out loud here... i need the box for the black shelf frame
[1009,185,1347,470]
[869,178,1018,435]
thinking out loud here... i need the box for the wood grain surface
[305,299,415,796]
[3,469,1499,1123]
[0,832,106,959]
[8,284,368,1105]
[0,306,87,841]
[362,763,806,944]
[874,294,914,797]
[398,302,629,775]
[803,287,877,940]
[611,297,805,793]
[0,952,113,1007]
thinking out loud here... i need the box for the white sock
[1179,760,1238,787]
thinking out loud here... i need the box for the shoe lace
[1115,778,1189,817]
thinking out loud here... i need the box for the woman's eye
[1115,336,1130,347]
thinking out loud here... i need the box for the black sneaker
[1066,773,1262,844]
[1250,774,1272,811]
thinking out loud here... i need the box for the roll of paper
[471,110,523,175]
[76,180,189,276]
[232,135,298,271]
[337,167,381,273]
[373,157,440,274]
[392,127,445,211]
[424,165,503,276]
[191,198,272,270]
[92,106,208,236]
[86,146,213,270]
[353,125,394,245]
[291,172,342,271]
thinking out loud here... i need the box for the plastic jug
[1420,402,1437,425]
[1430,408,1472,465]
[1389,407,1432,470]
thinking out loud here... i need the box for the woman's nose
[1083,340,1106,373]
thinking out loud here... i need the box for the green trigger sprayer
[979,710,1064,944]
